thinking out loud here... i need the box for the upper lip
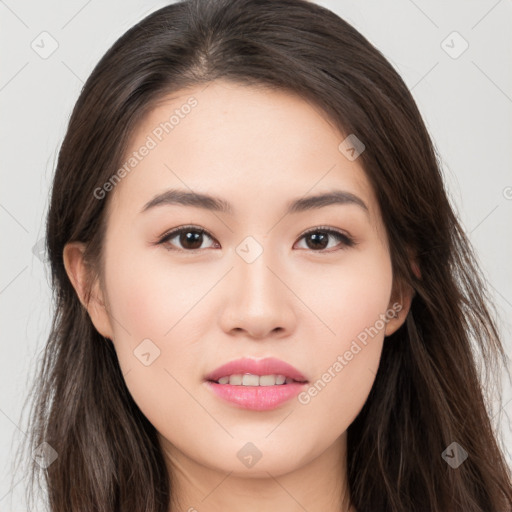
[205,357,309,383]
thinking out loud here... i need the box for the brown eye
[295,227,355,252]
[158,226,217,252]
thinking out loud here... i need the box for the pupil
[307,232,328,250]
[181,231,202,249]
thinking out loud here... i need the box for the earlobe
[62,242,114,340]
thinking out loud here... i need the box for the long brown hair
[13,0,512,510]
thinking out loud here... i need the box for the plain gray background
[1,0,511,510]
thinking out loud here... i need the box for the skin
[64,79,413,512]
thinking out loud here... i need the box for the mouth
[206,374,307,386]
[204,357,309,411]
[204,356,309,384]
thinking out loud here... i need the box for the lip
[205,380,307,411]
[204,357,309,411]
[204,357,308,383]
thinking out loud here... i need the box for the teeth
[216,374,291,386]
[229,374,243,385]
[275,375,286,385]
[242,374,259,386]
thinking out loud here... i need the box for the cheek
[294,335,384,456]
[102,251,211,437]
[311,246,393,343]
[105,245,213,341]
[297,248,393,426]
[102,243,220,403]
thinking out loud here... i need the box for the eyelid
[295,225,356,253]
[156,224,218,251]
[156,224,356,252]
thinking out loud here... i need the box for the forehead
[108,79,377,222]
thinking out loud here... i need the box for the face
[65,79,409,478]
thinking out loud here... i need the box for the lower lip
[205,381,307,411]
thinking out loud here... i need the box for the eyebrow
[141,188,368,216]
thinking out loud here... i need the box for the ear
[63,242,114,340]
[384,278,415,337]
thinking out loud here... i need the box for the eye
[157,225,219,252]
[294,226,355,252]
[156,225,355,253]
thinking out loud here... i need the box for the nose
[218,249,296,340]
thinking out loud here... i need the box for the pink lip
[205,381,307,411]
[204,357,308,411]
[204,357,308,383]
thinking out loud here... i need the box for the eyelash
[156,225,356,254]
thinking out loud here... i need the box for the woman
[16,0,512,510]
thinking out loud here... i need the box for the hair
[12,0,512,510]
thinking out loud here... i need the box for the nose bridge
[221,233,294,337]
[234,234,281,304]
